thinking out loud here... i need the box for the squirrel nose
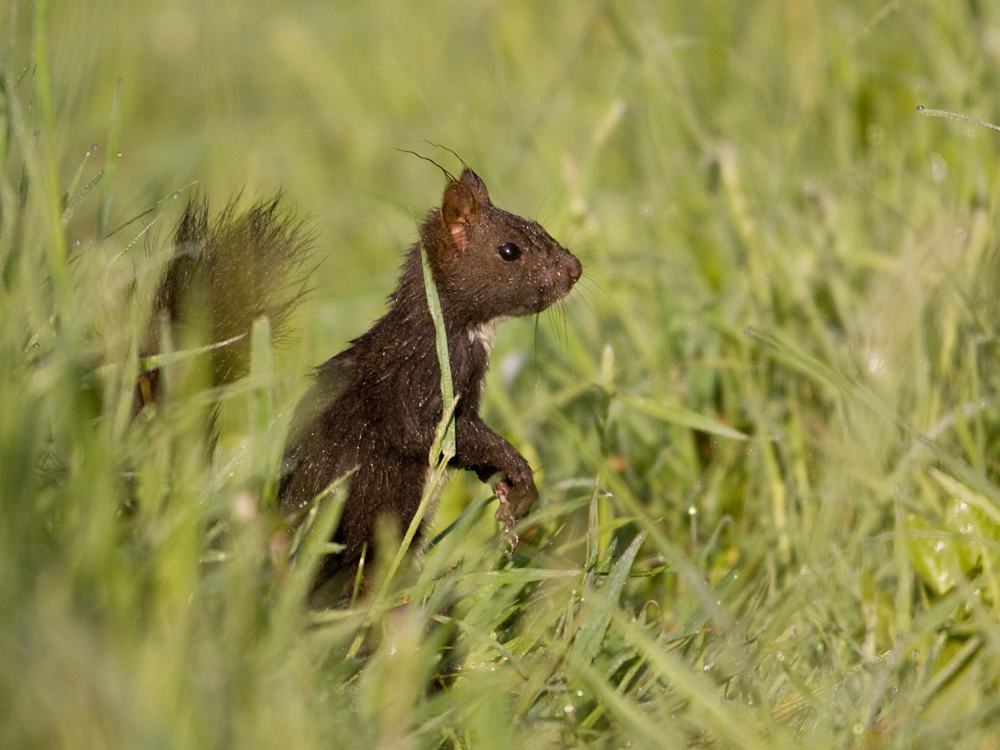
[567,256,582,284]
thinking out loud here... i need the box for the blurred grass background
[4,0,1000,747]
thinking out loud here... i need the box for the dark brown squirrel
[140,169,581,594]
[279,168,581,591]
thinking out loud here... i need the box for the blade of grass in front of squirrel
[420,240,456,458]
[356,243,460,641]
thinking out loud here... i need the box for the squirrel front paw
[493,475,539,550]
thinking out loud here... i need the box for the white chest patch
[467,321,497,352]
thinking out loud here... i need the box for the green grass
[4,0,1000,747]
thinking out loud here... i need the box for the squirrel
[140,168,582,597]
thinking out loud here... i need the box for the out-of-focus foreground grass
[3,1,1000,747]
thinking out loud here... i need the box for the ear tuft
[441,180,477,252]
[459,168,491,206]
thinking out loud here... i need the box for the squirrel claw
[494,478,537,551]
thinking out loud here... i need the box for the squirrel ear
[459,168,491,206]
[441,180,477,252]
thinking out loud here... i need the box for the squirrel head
[422,168,582,327]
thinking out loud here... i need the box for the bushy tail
[134,196,315,413]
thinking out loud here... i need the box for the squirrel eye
[497,242,522,261]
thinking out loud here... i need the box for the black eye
[498,242,521,261]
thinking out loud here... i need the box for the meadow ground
[3,1,1000,747]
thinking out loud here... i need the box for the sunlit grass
[3,1,1000,747]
